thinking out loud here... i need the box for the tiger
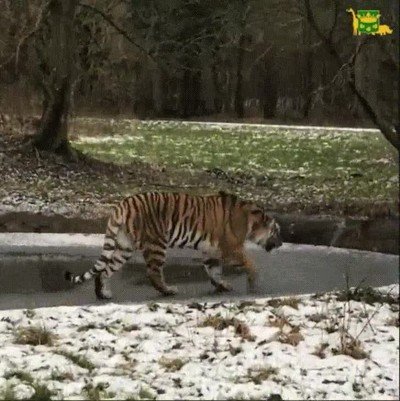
[65,191,282,299]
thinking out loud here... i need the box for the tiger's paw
[247,273,259,290]
[247,280,261,294]
[216,281,233,292]
[162,286,178,296]
[95,289,113,300]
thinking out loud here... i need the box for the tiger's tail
[65,203,126,285]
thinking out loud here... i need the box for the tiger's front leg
[225,249,258,291]
[143,246,178,296]
[242,256,258,291]
[203,257,233,292]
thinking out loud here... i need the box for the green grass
[4,370,34,382]
[3,371,53,400]
[56,350,95,371]
[84,383,115,401]
[29,383,53,401]
[138,386,156,400]
[71,118,398,209]
[0,384,16,400]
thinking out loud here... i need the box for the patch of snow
[0,285,398,400]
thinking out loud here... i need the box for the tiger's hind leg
[95,229,134,300]
[143,245,178,296]
[203,257,233,292]
[94,247,133,299]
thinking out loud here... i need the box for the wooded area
[0,0,399,152]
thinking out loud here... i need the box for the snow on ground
[0,285,398,400]
[75,119,377,145]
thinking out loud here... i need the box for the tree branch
[0,0,52,72]
[309,38,369,108]
[15,0,53,73]
[304,0,399,151]
[78,3,160,69]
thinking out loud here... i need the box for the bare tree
[33,0,78,159]
[0,0,397,130]
[303,0,399,151]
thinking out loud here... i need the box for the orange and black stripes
[65,190,278,299]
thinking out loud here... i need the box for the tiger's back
[113,192,233,251]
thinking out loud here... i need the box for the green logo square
[356,10,380,34]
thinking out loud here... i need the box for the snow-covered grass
[0,285,398,400]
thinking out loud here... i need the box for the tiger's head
[220,191,283,252]
[246,205,282,252]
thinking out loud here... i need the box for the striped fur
[65,191,282,299]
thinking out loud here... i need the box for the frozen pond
[0,234,398,310]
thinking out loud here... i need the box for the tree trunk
[180,68,201,118]
[152,67,167,116]
[34,0,77,158]
[262,49,277,119]
[302,16,313,118]
[234,33,245,119]
[211,62,223,113]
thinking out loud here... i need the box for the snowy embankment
[0,285,398,400]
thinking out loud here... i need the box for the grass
[200,315,233,330]
[278,326,304,346]
[50,370,74,381]
[308,313,328,323]
[56,350,95,371]
[85,384,102,401]
[267,314,304,346]
[332,278,372,360]
[29,383,53,401]
[312,342,330,359]
[159,357,186,372]
[0,384,16,400]
[77,323,116,334]
[199,315,255,341]
[268,314,291,330]
[332,335,368,360]
[2,117,397,219]
[138,386,156,400]
[247,366,279,384]
[336,286,399,305]
[3,370,53,400]
[71,118,398,213]
[4,370,34,382]
[77,323,97,332]
[14,325,55,346]
[84,383,116,401]
[122,323,140,331]
[122,387,156,401]
[267,297,301,310]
